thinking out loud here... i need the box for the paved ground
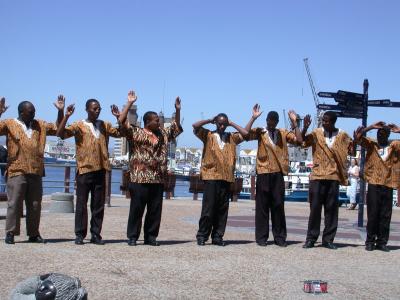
[0,196,399,299]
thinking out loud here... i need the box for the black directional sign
[335,110,364,119]
[336,90,363,100]
[368,99,391,106]
[318,92,337,98]
[317,104,343,110]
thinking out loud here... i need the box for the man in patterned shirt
[354,122,400,252]
[194,113,248,246]
[117,94,183,246]
[57,98,123,245]
[302,111,352,250]
[244,104,302,247]
[0,96,65,244]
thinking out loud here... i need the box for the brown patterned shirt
[359,137,400,188]
[195,127,243,183]
[126,122,183,183]
[247,127,297,175]
[61,120,121,175]
[303,128,352,185]
[0,118,57,178]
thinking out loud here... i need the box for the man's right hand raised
[252,104,262,119]
[0,97,9,116]
[65,104,75,117]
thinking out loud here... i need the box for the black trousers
[75,169,105,238]
[366,184,393,246]
[255,172,287,243]
[127,183,164,241]
[196,180,230,241]
[306,180,339,244]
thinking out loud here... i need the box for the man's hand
[288,110,298,127]
[65,104,75,117]
[175,97,181,110]
[127,90,137,104]
[252,104,262,119]
[303,114,312,129]
[53,95,65,111]
[371,121,385,129]
[354,125,365,139]
[388,123,400,133]
[111,105,120,119]
[0,97,9,116]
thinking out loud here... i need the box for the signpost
[316,80,400,227]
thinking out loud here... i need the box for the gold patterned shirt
[195,127,243,183]
[359,137,400,188]
[61,120,121,174]
[0,118,57,177]
[303,128,352,185]
[126,122,183,183]
[247,127,297,175]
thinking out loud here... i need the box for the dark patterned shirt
[126,122,183,183]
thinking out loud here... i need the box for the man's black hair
[324,111,337,124]
[216,113,228,120]
[143,111,158,125]
[266,111,279,122]
[17,101,33,114]
[85,99,100,110]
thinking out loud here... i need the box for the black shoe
[197,239,206,246]
[212,239,226,246]
[376,244,390,252]
[75,236,84,245]
[365,244,374,251]
[322,242,337,250]
[90,235,105,245]
[302,241,314,249]
[144,240,160,246]
[275,240,287,247]
[5,232,14,244]
[28,235,46,243]
[128,238,137,246]
[256,241,268,247]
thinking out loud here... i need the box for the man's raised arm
[57,104,75,139]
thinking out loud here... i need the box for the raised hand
[288,110,298,126]
[354,125,365,139]
[371,121,385,129]
[53,95,65,111]
[388,123,400,133]
[65,104,75,116]
[252,104,262,119]
[127,90,137,104]
[303,114,312,128]
[175,97,181,110]
[0,97,9,116]
[110,105,120,119]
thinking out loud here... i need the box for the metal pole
[64,166,71,193]
[358,79,369,227]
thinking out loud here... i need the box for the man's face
[86,101,101,121]
[266,117,278,131]
[146,114,160,131]
[377,128,389,145]
[215,116,228,134]
[322,115,334,131]
[20,103,35,123]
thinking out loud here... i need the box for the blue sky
[1,0,400,148]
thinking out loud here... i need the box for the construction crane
[303,58,323,127]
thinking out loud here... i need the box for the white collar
[264,127,278,145]
[324,128,341,148]
[378,145,390,161]
[213,132,227,150]
[14,118,33,139]
[83,119,101,139]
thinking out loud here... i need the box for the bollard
[50,192,74,213]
